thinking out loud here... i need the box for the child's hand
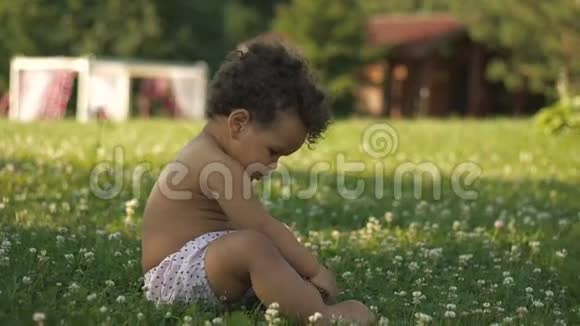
[309,265,338,303]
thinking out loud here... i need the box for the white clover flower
[545,290,554,297]
[115,295,126,303]
[86,293,97,301]
[211,317,223,324]
[532,300,544,308]
[525,287,533,294]
[458,254,473,265]
[108,232,121,241]
[265,302,281,325]
[408,262,419,272]
[33,312,46,322]
[68,282,80,292]
[29,248,37,254]
[183,315,192,323]
[516,306,528,315]
[331,230,341,240]
[105,280,115,287]
[483,302,491,308]
[452,221,461,231]
[446,304,456,310]
[412,291,426,304]
[125,198,139,209]
[428,248,442,260]
[528,241,541,254]
[444,310,456,318]
[99,306,108,313]
[414,312,432,325]
[555,249,567,258]
[503,277,515,286]
[22,276,32,284]
[533,268,542,273]
[269,302,280,309]
[64,254,74,261]
[378,316,389,325]
[307,312,323,324]
[56,235,65,244]
[137,312,144,320]
[503,316,514,323]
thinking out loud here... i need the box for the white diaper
[143,230,238,306]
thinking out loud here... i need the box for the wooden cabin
[357,14,495,117]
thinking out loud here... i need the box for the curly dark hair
[206,41,331,145]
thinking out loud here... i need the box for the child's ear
[228,108,251,139]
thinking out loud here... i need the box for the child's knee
[235,230,280,260]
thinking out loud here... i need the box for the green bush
[534,96,580,135]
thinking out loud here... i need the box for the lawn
[0,118,579,325]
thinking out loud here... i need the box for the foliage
[274,0,384,114]
[360,0,453,13]
[451,0,580,96]
[0,0,284,91]
[0,0,161,90]
[534,97,580,135]
[360,0,580,102]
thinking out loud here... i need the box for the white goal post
[9,56,208,122]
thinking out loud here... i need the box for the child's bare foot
[323,300,376,325]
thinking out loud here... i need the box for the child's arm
[203,156,322,280]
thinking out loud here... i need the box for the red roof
[367,14,466,46]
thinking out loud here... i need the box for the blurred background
[0,0,579,132]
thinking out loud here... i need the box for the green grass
[1,118,579,325]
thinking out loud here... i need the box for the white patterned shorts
[143,230,255,306]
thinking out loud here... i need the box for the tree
[0,0,162,90]
[452,0,580,98]
[273,0,374,113]
[361,0,452,14]
[149,1,230,69]
[224,0,289,45]
[0,0,289,92]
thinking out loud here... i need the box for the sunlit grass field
[1,118,579,325]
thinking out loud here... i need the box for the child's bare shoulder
[176,134,242,175]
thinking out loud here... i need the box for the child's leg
[204,230,375,325]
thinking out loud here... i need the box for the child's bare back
[141,133,235,273]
